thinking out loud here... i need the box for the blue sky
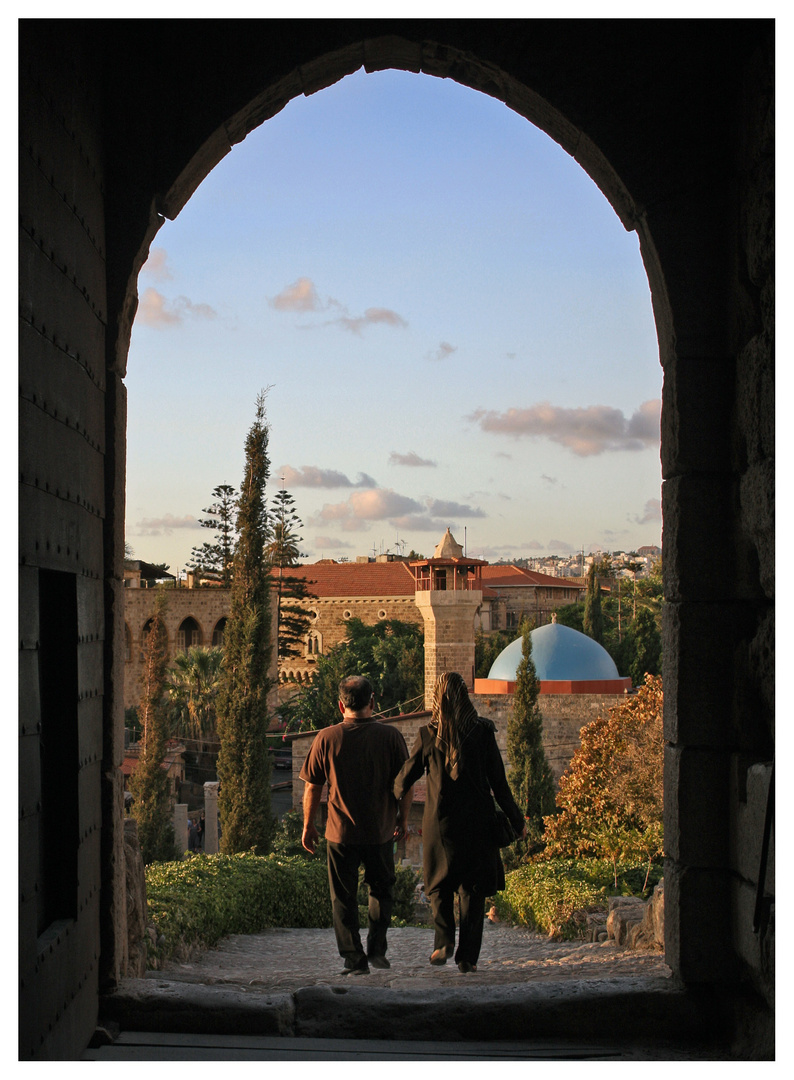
[125,66,662,574]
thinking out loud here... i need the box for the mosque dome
[487,621,622,683]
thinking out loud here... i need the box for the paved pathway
[147,921,670,994]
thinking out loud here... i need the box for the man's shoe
[457,961,477,973]
[429,946,454,965]
[343,955,370,975]
[368,955,390,969]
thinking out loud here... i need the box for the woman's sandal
[429,946,454,965]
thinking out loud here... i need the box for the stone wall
[123,584,424,706]
[284,594,423,684]
[123,586,232,709]
[471,691,629,784]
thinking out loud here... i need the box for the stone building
[479,564,586,632]
[122,565,234,711]
[19,20,774,1059]
[122,532,585,710]
[277,556,424,686]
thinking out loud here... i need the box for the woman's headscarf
[430,671,480,780]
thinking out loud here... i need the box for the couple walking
[300,671,526,975]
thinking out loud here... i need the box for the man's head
[338,675,375,714]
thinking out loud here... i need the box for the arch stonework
[19,19,773,1058]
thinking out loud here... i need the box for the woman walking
[393,671,525,973]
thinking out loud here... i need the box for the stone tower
[410,529,486,707]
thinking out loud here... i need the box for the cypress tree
[506,620,556,853]
[129,588,178,864]
[215,391,275,854]
[583,563,604,643]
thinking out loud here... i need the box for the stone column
[415,589,482,708]
[173,803,189,857]
[203,781,220,854]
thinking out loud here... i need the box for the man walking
[300,675,413,974]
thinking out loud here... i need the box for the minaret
[410,529,486,707]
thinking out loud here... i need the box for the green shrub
[493,857,662,940]
[145,850,332,967]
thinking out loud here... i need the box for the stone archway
[18,20,773,1059]
[110,29,773,995]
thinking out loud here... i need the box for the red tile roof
[481,565,584,589]
[276,561,417,598]
[270,560,584,599]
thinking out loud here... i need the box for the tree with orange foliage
[543,675,663,888]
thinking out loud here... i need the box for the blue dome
[487,622,621,682]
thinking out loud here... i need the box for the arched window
[176,617,202,651]
[139,618,153,662]
[212,617,227,646]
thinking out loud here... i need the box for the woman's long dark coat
[394,718,524,896]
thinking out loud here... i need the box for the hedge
[145,850,419,968]
[145,851,332,967]
[493,857,663,940]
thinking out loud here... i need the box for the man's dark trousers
[326,839,396,962]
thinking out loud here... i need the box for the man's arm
[301,782,323,854]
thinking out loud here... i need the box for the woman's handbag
[492,805,518,848]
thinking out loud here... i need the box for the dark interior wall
[18,19,773,1059]
[19,23,109,1058]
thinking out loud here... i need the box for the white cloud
[137,288,180,327]
[313,535,356,550]
[269,279,407,335]
[349,489,423,519]
[632,498,662,525]
[425,498,485,519]
[390,515,454,532]
[307,486,488,537]
[136,288,216,328]
[309,488,425,532]
[427,342,457,361]
[469,399,661,456]
[141,247,172,281]
[280,465,377,488]
[548,538,578,554]
[336,308,407,335]
[389,451,437,467]
[270,277,321,312]
[132,514,201,535]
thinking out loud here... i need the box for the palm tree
[167,645,224,741]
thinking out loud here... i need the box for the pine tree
[129,588,178,864]
[188,483,238,586]
[266,488,304,567]
[583,563,604,642]
[506,620,556,855]
[266,488,316,661]
[214,392,275,854]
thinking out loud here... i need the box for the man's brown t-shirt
[299,719,409,845]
